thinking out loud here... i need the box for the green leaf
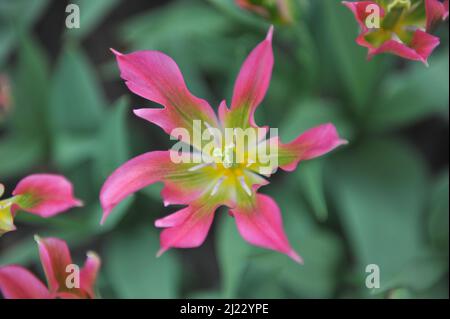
[0,25,14,67]
[0,137,44,178]
[216,212,252,298]
[250,187,344,298]
[93,97,130,187]
[0,235,38,265]
[49,46,105,135]
[0,0,49,66]
[376,252,448,295]
[141,183,164,201]
[65,0,119,40]
[0,36,49,177]
[368,51,449,131]
[206,0,267,28]
[328,139,430,294]
[87,196,134,234]
[295,160,328,221]
[428,170,449,252]
[0,0,49,29]
[280,98,354,142]
[53,134,96,170]
[120,1,231,51]
[105,226,179,298]
[12,35,49,135]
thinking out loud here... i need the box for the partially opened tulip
[0,174,82,236]
[343,0,449,64]
[0,74,11,114]
[236,0,297,24]
[0,236,100,299]
[101,27,347,263]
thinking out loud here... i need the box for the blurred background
[0,0,448,299]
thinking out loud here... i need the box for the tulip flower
[0,174,82,236]
[343,0,449,64]
[0,236,100,299]
[101,27,346,263]
[236,0,297,24]
[0,74,11,114]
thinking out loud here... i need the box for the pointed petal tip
[133,108,146,118]
[288,250,304,265]
[86,251,100,261]
[156,248,167,258]
[266,25,274,42]
[33,234,42,244]
[74,199,84,207]
[100,209,110,225]
[110,48,123,56]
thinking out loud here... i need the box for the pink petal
[425,0,449,31]
[368,30,440,65]
[35,236,73,294]
[231,194,302,263]
[0,266,51,299]
[100,151,171,224]
[80,252,101,299]
[12,174,82,218]
[342,1,385,30]
[445,0,449,19]
[155,204,218,256]
[277,123,347,172]
[226,27,274,129]
[112,49,219,147]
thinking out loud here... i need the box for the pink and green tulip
[343,0,449,64]
[101,27,347,263]
[0,75,11,115]
[236,0,297,24]
[0,236,100,299]
[0,174,82,236]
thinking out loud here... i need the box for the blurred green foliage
[0,0,448,299]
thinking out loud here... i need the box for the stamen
[188,163,211,172]
[212,148,222,158]
[205,122,221,148]
[239,176,252,197]
[0,198,13,209]
[210,176,225,196]
[223,143,235,168]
